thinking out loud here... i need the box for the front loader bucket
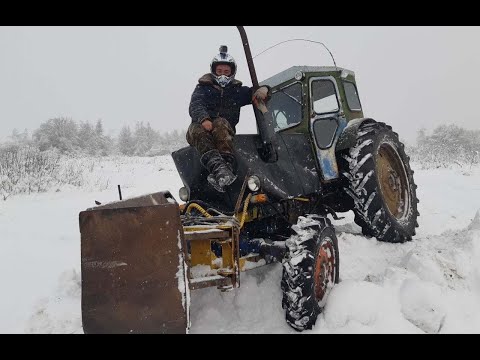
[79,191,189,334]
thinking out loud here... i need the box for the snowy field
[1,155,479,334]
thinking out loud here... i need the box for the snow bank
[1,157,479,333]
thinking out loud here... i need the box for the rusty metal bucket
[79,191,189,334]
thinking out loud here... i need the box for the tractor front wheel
[281,215,339,331]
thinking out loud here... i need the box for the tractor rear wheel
[342,121,419,243]
[281,215,339,331]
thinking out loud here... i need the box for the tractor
[79,26,419,333]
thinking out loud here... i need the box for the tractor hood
[172,133,321,212]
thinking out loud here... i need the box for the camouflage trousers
[186,117,235,155]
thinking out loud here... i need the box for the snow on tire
[342,121,419,243]
[281,215,339,331]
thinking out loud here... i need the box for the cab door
[309,76,347,181]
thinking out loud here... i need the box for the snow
[242,258,266,270]
[176,230,188,313]
[176,228,190,333]
[190,265,219,278]
[185,228,226,234]
[1,155,479,333]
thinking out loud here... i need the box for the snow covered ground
[1,155,479,334]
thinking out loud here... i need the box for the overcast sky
[1,26,479,144]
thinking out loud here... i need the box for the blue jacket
[189,73,253,132]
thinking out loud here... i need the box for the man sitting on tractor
[186,45,271,192]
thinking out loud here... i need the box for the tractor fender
[336,118,376,151]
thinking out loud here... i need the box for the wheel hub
[314,238,336,304]
[377,143,409,219]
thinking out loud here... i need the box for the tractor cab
[261,65,364,133]
[260,66,364,181]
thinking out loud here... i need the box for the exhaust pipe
[236,26,278,163]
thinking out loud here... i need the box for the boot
[220,152,237,186]
[207,173,225,192]
[200,150,235,192]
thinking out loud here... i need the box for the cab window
[343,81,362,111]
[311,79,339,114]
[268,82,303,132]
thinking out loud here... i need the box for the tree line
[6,117,187,156]
[3,118,480,167]
[408,124,480,168]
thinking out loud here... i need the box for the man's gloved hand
[253,86,270,101]
[201,118,213,131]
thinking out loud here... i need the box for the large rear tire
[342,121,419,243]
[281,215,339,331]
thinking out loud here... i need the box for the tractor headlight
[179,187,189,202]
[247,175,261,192]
